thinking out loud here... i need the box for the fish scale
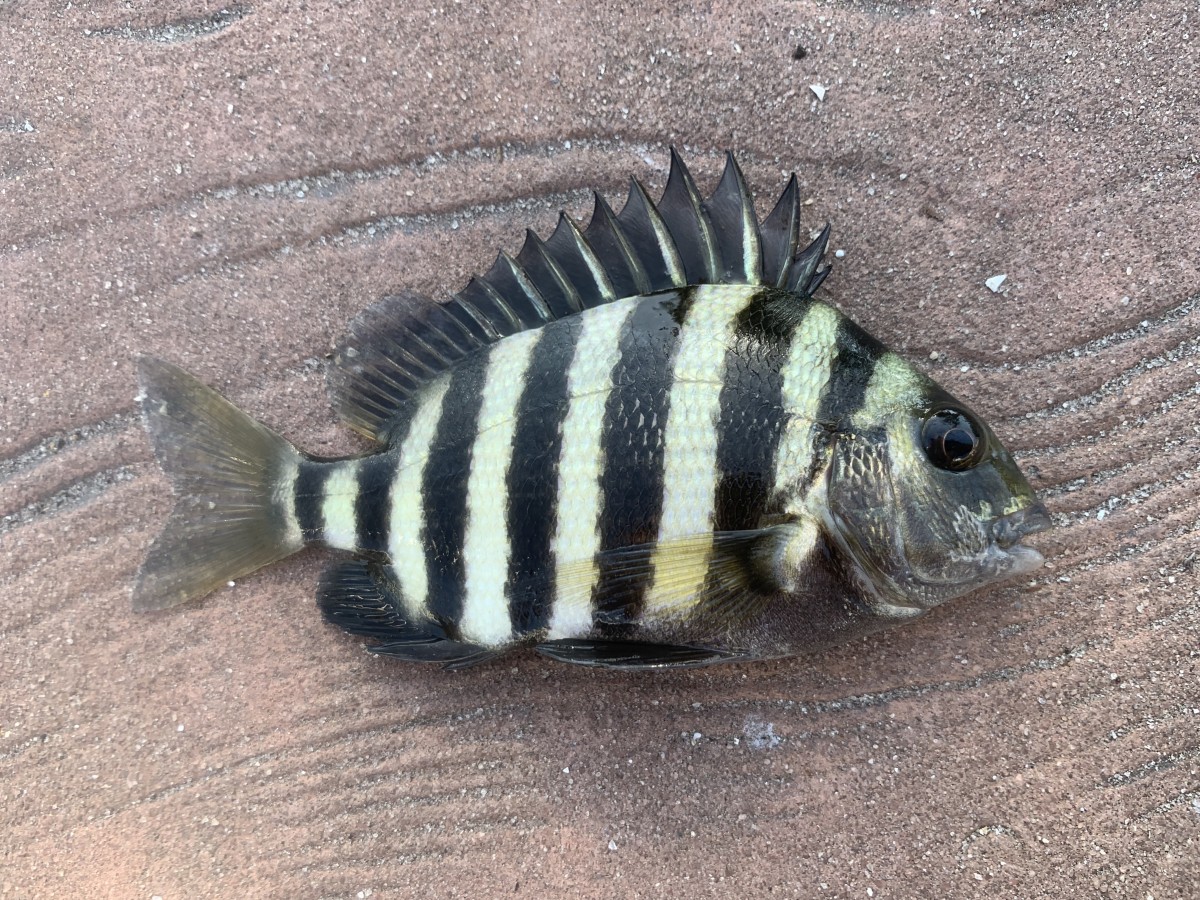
[132,151,1051,669]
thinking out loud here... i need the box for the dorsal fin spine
[560,213,617,304]
[660,147,720,283]
[591,191,652,295]
[703,152,763,284]
[807,264,832,295]
[760,173,800,288]
[452,286,504,341]
[327,152,831,441]
[523,228,584,315]
[499,251,553,323]
[733,160,762,283]
[786,223,832,296]
[629,178,687,287]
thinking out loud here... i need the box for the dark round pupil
[922,409,984,470]
[942,427,975,460]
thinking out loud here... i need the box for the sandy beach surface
[1,1,1197,896]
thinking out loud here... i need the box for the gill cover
[821,363,1049,610]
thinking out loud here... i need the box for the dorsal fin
[615,177,688,289]
[760,173,801,288]
[703,152,763,283]
[657,147,720,284]
[328,151,832,441]
[786,222,832,296]
[328,291,488,439]
[583,191,651,298]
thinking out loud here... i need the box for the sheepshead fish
[134,151,1050,669]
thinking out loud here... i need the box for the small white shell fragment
[810,83,826,101]
[985,274,1007,292]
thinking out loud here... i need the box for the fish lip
[990,502,1053,548]
[988,502,1052,579]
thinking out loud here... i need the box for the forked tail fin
[133,356,305,611]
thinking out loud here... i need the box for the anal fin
[317,559,496,669]
[536,639,742,670]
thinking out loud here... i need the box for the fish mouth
[991,502,1053,546]
[989,502,1053,577]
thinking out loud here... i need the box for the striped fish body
[300,285,838,656]
[135,152,1050,670]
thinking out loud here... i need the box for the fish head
[815,353,1051,611]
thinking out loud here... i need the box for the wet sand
[1,1,1197,896]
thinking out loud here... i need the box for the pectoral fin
[553,522,818,633]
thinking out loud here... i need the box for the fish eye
[921,408,987,471]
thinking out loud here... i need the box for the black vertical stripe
[798,315,886,490]
[294,460,330,544]
[420,351,489,633]
[504,318,581,634]
[354,452,398,553]
[593,288,696,633]
[712,288,808,533]
[354,407,417,554]
[818,318,885,426]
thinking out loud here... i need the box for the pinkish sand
[1,1,1197,897]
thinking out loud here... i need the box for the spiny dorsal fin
[760,173,801,288]
[328,151,832,441]
[703,152,763,284]
[584,190,651,298]
[657,147,720,284]
[786,222,832,296]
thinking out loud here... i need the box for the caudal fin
[133,357,305,611]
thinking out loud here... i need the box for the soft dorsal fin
[328,151,832,441]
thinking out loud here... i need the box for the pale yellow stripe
[547,297,639,639]
[388,378,451,620]
[321,460,360,550]
[773,302,840,515]
[273,456,303,550]
[643,285,758,620]
[459,330,540,646]
[851,352,923,428]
